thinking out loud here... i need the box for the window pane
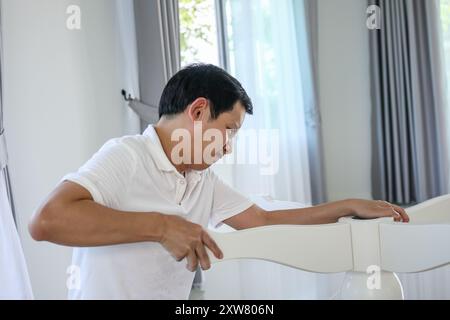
[179,0,220,66]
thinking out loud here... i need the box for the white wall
[2,0,139,299]
[318,0,373,201]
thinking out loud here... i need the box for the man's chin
[190,159,221,171]
[190,163,213,171]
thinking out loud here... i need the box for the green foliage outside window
[179,0,214,65]
[442,0,450,33]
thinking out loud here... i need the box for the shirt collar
[142,124,202,178]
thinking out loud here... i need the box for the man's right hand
[159,214,223,272]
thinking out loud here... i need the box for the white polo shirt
[61,125,253,300]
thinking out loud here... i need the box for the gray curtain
[296,0,327,205]
[0,8,16,224]
[369,0,449,205]
[133,0,180,131]
[215,0,230,71]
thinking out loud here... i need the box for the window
[179,0,220,67]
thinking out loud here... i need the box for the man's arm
[223,199,410,230]
[29,181,223,271]
[29,181,165,246]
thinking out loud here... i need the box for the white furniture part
[207,194,450,299]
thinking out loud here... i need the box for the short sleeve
[209,171,254,228]
[60,138,138,208]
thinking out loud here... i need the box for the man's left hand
[348,199,410,222]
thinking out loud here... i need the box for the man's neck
[154,121,188,175]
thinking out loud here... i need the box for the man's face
[188,101,246,171]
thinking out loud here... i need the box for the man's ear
[186,97,209,122]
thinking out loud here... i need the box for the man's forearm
[30,199,165,247]
[264,199,355,226]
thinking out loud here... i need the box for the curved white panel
[406,194,450,224]
[208,195,450,275]
[208,224,353,273]
[379,193,450,272]
[380,224,450,272]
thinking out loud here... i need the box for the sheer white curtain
[221,0,343,299]
[0,168,33,299]
[0,4,33,297]
[225,0,312,203]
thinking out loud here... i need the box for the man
[29,64,409,299]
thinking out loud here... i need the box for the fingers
[186,251,198,272]
[195,244,211,271]
[380,207,397,219]
[185,230,222,272]
[391,209,402,222]
[202,231,223,260]
[377,200,410,223]
[392,204,410,222]
[374,206,400,222]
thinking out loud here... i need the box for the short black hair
[158,63,253,119]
